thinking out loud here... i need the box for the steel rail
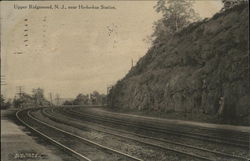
[74,106,249,139]
[67,107,249,148]
[72,107,249,143]
[45,107,249,161]
[50,107,250,161]
[42,108,215,161]
[73,106,249,141]
[16,109,92,161]
[27,108,143,161]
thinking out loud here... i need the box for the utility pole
[16,86,24,98]
[49,93,53,107]
[131,58,134,68]
[16,86,24,108]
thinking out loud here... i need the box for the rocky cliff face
[108,4,249,124]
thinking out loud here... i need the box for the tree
[13,98,21,109]
[1,95,12,110]
[90,91,107,105]
[1,94,4,107]
[152,0,200,43]
[13,93,34,108]
[10,88,50,108]
[32,88,50,106]
[221,0,248,11]
[5,100,12,109]
[101,94,107,106]
[91,91,100,105]
[73,94,89,105]
[63,100,73,105]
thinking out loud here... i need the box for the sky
[1,0,223,99]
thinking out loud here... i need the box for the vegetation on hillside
[221,0,248,11]
[107,2,249,125]
[151,0,200,44]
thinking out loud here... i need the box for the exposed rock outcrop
[108,4,249,124]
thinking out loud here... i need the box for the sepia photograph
[1,0,249,161]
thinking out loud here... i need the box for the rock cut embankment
[108,4,249,124]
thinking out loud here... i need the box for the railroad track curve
[16,108,143,161]
[42,107,249,161]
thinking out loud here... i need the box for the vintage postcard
[1,0,249,161]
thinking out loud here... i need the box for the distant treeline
[1,88,50,109]
[1,94,12,110]
[1,89,107,110]
[63,91,106,106]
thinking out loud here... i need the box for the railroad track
[74,107,249,141]
[42,107,249,161]
[72,106,249,142]
[64,106,249,149]
[16,108,142,161]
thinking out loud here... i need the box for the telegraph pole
[49,93,53,107]
[16,86,24,108]
[16,86,24,98]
